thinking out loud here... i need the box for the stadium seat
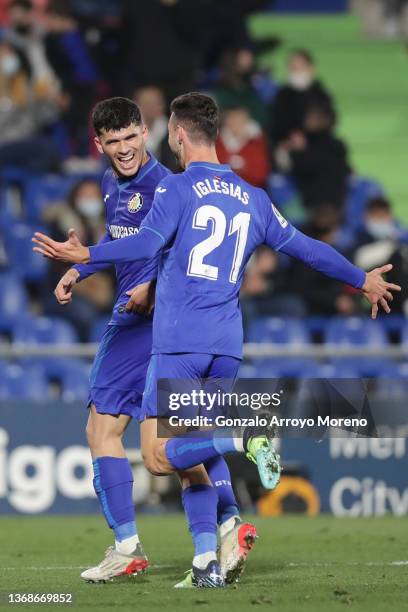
[61,364,91,402]
[89,315,110,343]
[324,317,388,347]
[247,317,310,345]
[255,358,319,378]
[375,362,408,401]
[399,322,408,356]
[24,175,75,223]
[267,173,297,207]
[0,363,48,400]
[344,176,384,233]
[5,223,49,282]
[0,273,29,332]
[237,363,258,378]
[13,316,79,345]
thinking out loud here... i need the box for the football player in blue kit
[51,97,251,585]
[33,93,401,588]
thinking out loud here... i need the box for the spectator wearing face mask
[3,0,59,94]
[41,179,114,340]
[352,196,408,314]
[216,106,271,188]
[0,38,61,171]
[271,49,335,147]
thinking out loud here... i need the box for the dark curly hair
[92,97,142,136]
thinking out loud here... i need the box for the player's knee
[142,448,169,476]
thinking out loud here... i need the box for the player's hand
[124,280,156,315]
[32,229,90,264]
[362,264,401,319]
[54,268,80,305]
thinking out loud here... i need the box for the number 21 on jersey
[187,205,251,284]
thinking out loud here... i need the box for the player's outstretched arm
[278,230,401,319]
[32,225,164,265]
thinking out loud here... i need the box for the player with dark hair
[50,96,251,586]
[33,92,401,588]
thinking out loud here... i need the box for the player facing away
[50,96,253,586]
[33,93,401,588]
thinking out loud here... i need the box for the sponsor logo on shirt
[272,203,288,228]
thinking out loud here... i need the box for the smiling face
[94,123,148,178]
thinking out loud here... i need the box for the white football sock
[193,551,217,569]
[115,534,140,555]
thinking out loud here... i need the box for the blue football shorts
[141,352,241,420]
[88,323,152,420]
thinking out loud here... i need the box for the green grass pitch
[1,515,407,611]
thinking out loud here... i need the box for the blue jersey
[143,162,295,357]
[75,153,170,326]
[90,161,365,357]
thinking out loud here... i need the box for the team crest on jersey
[128,193,143,213]
[272,204,288,228]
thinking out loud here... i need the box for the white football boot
[219,517,258,584]
[80,543,149,583]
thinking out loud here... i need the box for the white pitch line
[1,562,407,571]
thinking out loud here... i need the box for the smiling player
[33,93,401,588]
[52,97,253,586]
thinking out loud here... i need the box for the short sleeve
[140,174,186,246]
[262,192,296,251]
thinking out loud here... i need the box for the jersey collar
[187,161,231,172]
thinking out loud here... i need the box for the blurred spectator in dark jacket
[280,205,359,316]
[352,196,408,314]
[0,38,62,171]
[271,49,335,147]
[120,0,199,102]
[44,0,98,156]
[212,47,270,130]
[216,106,270,187]
[42,179,114,340]
[133,85,179,172]
[276,102,349,210]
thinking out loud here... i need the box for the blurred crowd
[0,0,407,343]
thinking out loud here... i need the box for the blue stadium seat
[400,322,408,356]
[256,358,318,378]
[344,176,384,233]
[89,315,110,343]
[5,223,49,282]
[0,363,48,400]
[0,273,28,332]
[312,362,360,378]
[24,175,75,223]
[247,317,310,345]
[237,363,258,378]
[376,362,408,400]
[324,317,388,347]
[13,316,79,345]
[61,363,91,402]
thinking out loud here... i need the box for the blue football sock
[92,457,137,542]
[204,456,240,525]
[182,484,218,562]
[165,431,238,471]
